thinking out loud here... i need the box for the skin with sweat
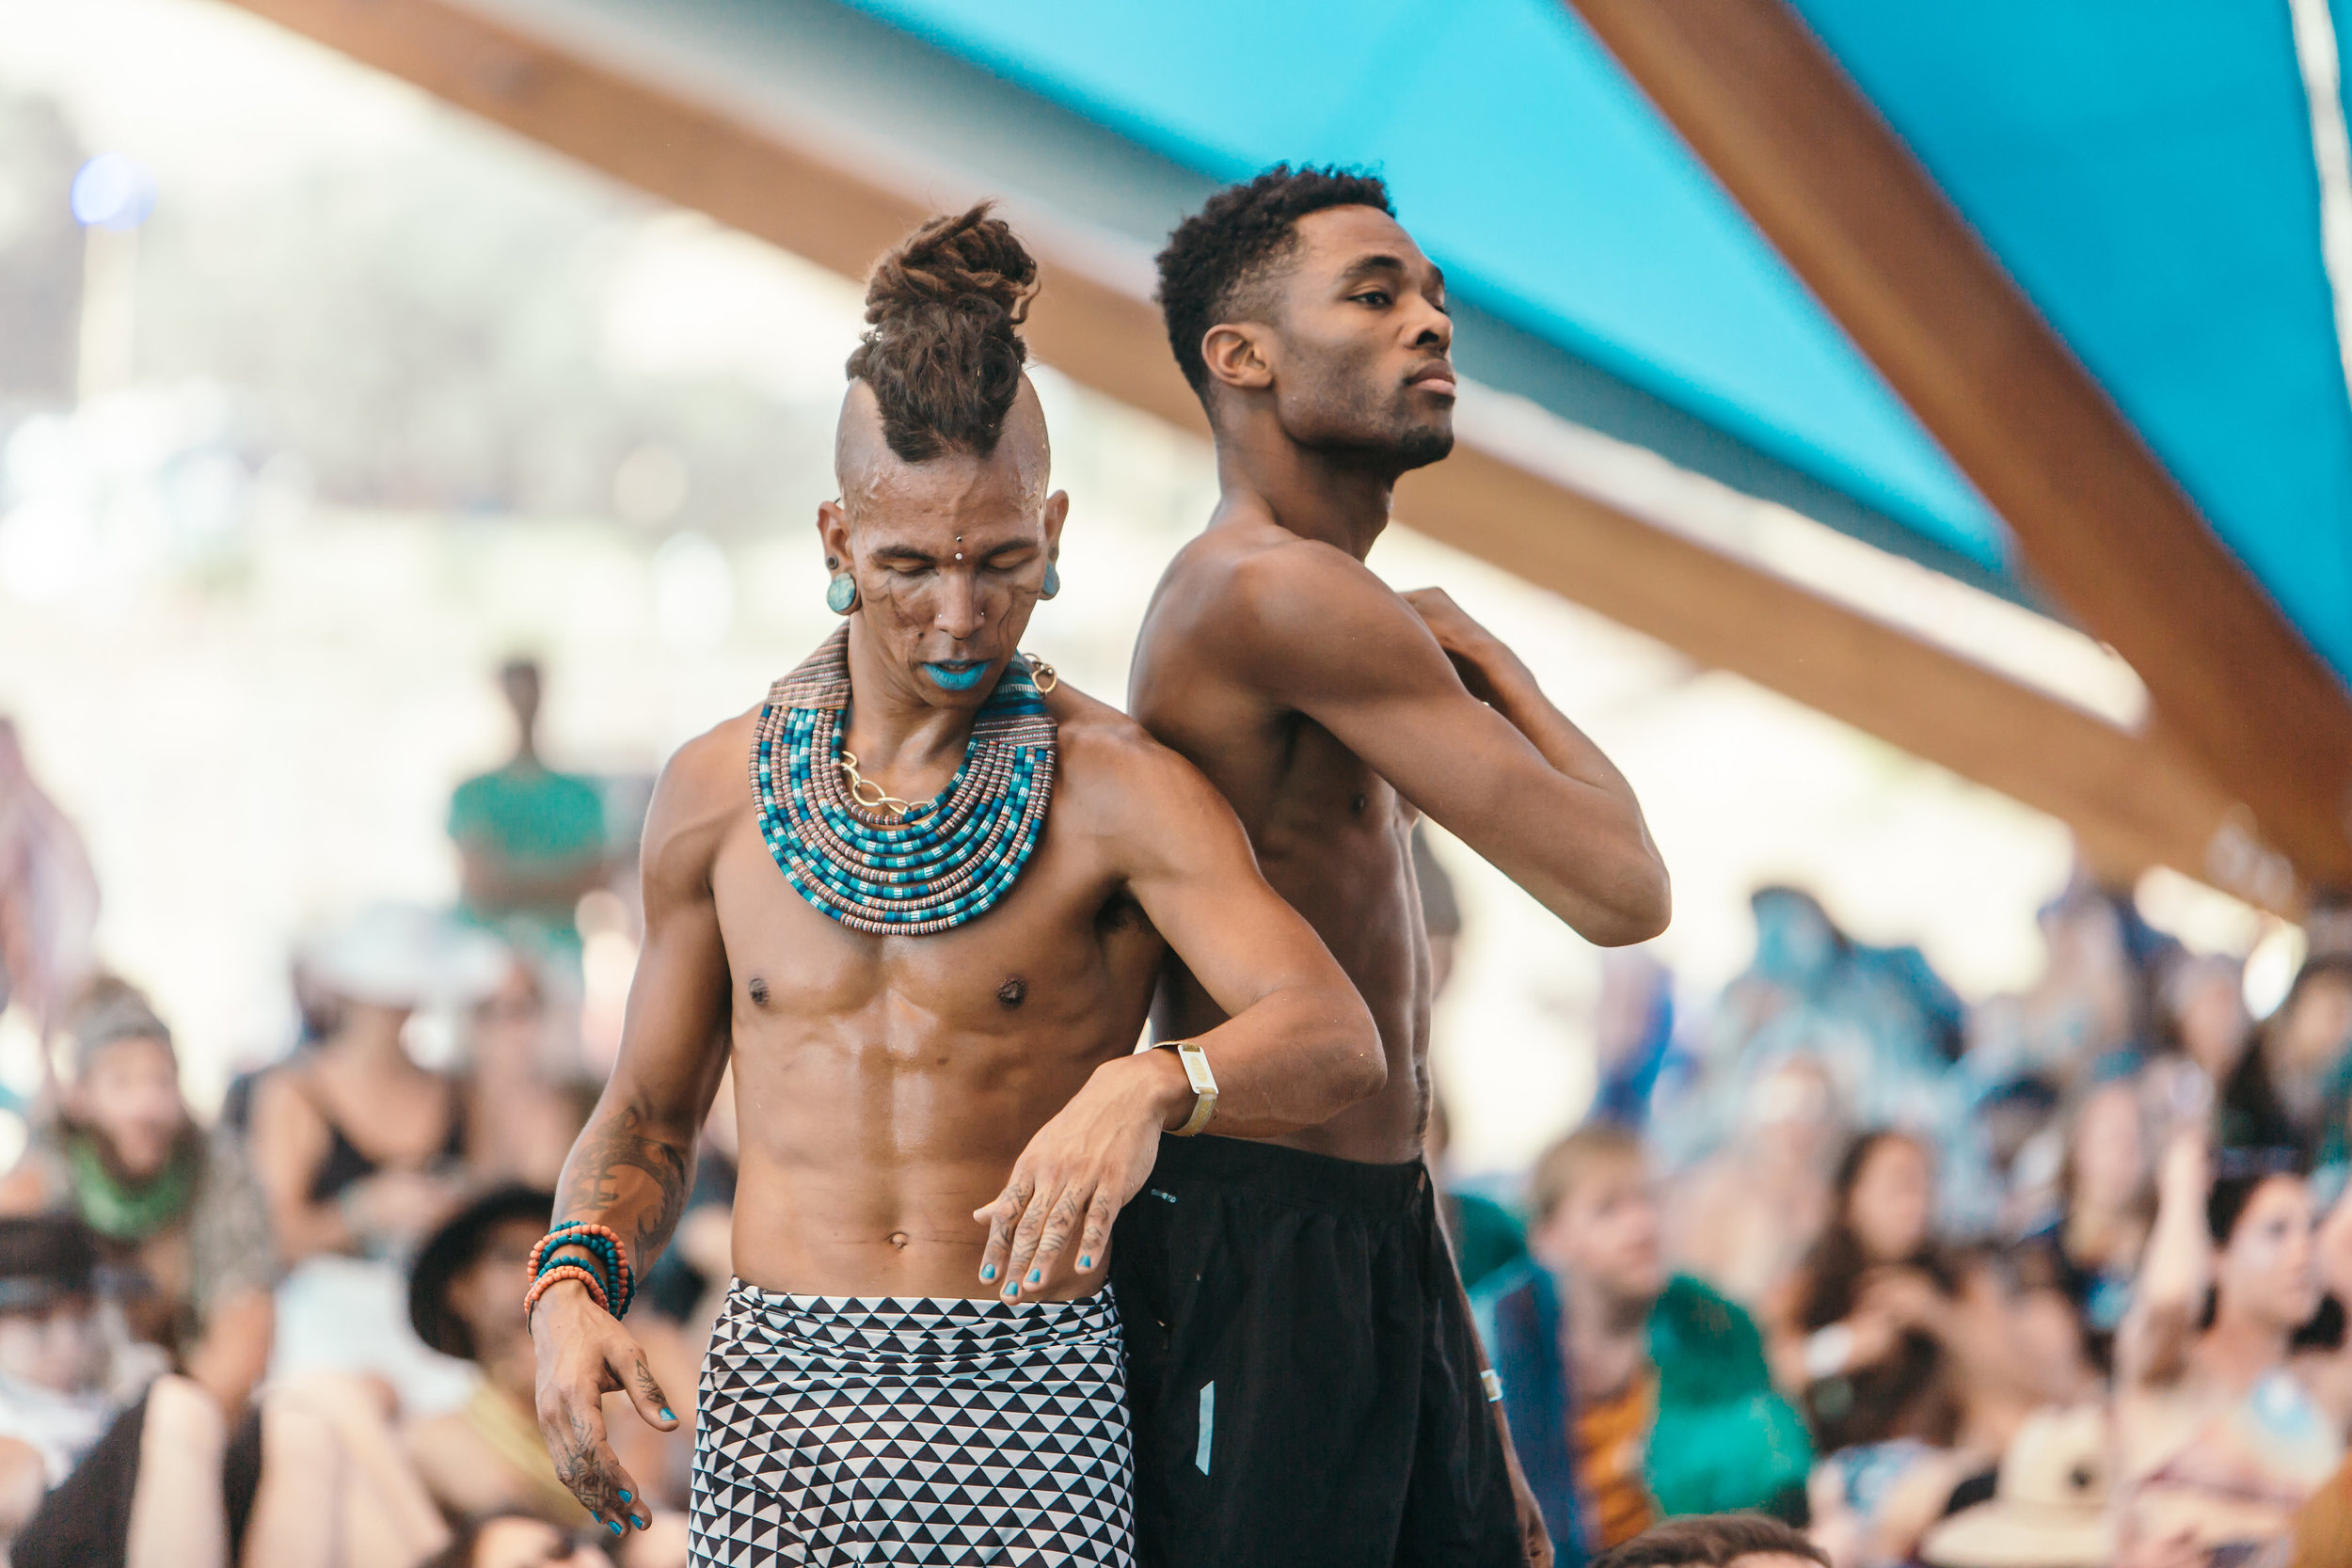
[1129,203,1671,1164]
[529,375,1381,1536]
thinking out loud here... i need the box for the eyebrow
[1339,253,1447,294]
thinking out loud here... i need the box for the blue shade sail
[834,0,2352,683]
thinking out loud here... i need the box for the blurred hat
[307,904,509,1011]
[0,1216,101,1313]
[408,1184,553,1361]
[65,980,173,1074]
[1921,1404,2110,1568]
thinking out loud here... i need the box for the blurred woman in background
[2016,1070,2154,1372]
[0,983,278,1412]
[2114,1139,2341,1563]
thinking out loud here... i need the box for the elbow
[1581,858,1673,948]
[1322,995,1389,1111]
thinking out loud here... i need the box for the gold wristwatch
[1157,1039,1218,1136]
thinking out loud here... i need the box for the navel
[997,976,1027,1008]
[887,1230,910,1250]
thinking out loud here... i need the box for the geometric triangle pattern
[688,1281,1136,1566]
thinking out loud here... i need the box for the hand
[1858,1268,1947,1337]
[348,1169,463,1243]
[1844,1307,1905,1370]
[1402,588,1527,707]
[531,1278,682,1540]
[974,1053,1184,1300]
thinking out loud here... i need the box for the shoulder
[1044,683,1232,831]
[643,708,760,852]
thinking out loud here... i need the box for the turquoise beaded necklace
[751,626,1057,935]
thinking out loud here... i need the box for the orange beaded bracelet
[524,1262,608,1322]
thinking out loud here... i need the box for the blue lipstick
[922,660,991,692]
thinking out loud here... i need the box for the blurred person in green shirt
[448,659,610,958]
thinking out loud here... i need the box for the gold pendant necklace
[834,752,914,820]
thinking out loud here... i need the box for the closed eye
[1350,290,1392,309]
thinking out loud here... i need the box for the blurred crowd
[1429,857,2352,1568]
[8,657,2352,1568]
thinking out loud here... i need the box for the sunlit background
[0,0,2284,1172]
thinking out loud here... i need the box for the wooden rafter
[1568,0,2352,893]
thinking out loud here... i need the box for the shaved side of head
[834,375,1053,522]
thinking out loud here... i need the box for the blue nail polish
[660,1407,675,1422]
[618,1490,631,1504]
[1027,1268,1041,1284]
[609,1520,624,1537]
[980,1264,996,1282]
[1002,1281,1018,1297]
[1078,1255,1092,1270]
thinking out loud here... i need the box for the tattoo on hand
[555,1412,610,1516]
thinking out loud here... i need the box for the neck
[1213,409,1399,561]
[325,1011,412,1071]
[840,620,988,779]
[2201,1303,2293,1392]
[1561,1266,1652,1351]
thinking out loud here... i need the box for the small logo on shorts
[1149,1189,1177,1204]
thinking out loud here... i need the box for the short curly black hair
[1154,164,1394,398]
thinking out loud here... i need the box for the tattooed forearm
[557,1099,694,1266]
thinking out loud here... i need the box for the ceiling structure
[215,0,2351,912]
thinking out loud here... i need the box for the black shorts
[1111,1134,1522,1568]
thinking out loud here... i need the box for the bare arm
[532,727,737,1539]
[977,724,1383,1298]
[2117,1131,2211,1392]
[1231,544,1668,945]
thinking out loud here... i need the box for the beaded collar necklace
[751,625,1057,936]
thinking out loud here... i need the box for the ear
[817,499,852,572]
[1041,490,1070,557]
[1200,323,1276,395]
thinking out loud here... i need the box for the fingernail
[660,1407,675,1422]
[1026,1268,1041,1284]
[1002,1282,1018,1297]
[609,1520,625,1537]
[1078,1255,1092,1270]
[618,1490,632,1504]
[980,1264,996,1282]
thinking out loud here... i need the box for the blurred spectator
[1668,1055,1843,1309]
[1427,1094,1528,1294]
[0,983,278,1411]
[1915,1403,2109,1568]
[250,906,493,1266]
[252,904,498,1411]
[1591,951,1675,1132]
[0,1217,124,1531]
[403,1186,595,1529]
[1765,1131,1963,1456]
[2013,1070,2154,1371]
[2113,1137,2341,1560]
[450,659,610,963]
[462,958,596,1190]
[2155,952,2251,1094]
[0,720,99,1049]
[1589,1511,1827,1568]
[1476,1126,1812,1558]
[420,1514,619,1568]
[2216,956,2352,1163]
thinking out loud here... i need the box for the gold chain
[1026,655,1058,694]
[835,752,913,819]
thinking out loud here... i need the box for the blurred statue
[0,721,99,1050]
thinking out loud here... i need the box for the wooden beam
[1568,0,2352,891]
[215,0,2296,909]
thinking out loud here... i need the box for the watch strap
[1160,1039,1218,1136]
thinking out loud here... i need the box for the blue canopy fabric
[836,0,2352,685]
